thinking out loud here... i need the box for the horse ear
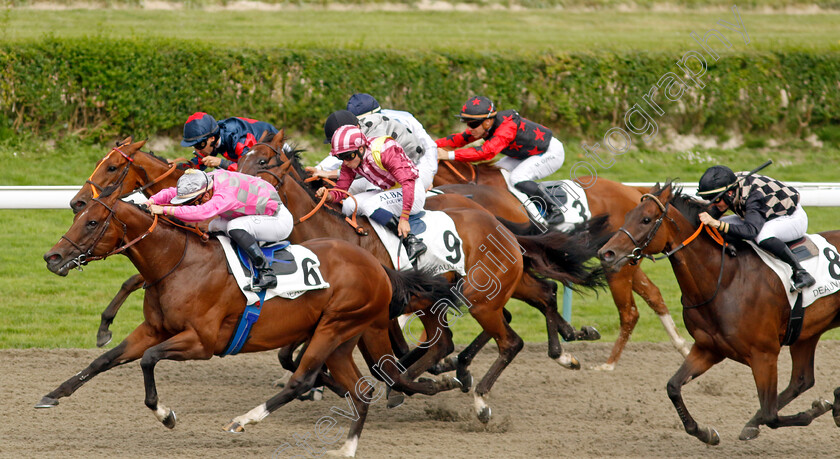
[126,139,146,152]
[271,129,285,147]
[658,182,675,202]
[648,182,662,194]
[117,136,132,147]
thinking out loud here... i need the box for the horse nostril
[600,250,614,262]
[44,253,60,264]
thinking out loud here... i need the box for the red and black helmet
[458,96,497,121]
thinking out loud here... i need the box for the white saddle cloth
[370,210,467,277]
[500,169,591,232]
[217,235,330,304]
[748,234,840,308]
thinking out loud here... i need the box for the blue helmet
[346,93,381,117]
[181,112,220,147]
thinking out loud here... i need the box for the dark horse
[41,186,459,457]
[598,181,840,444]
[434,159,690,369]
[238,132,607,421]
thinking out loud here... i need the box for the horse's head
[47,186,130,276]
[238,130,289,176]
[70,137,147,213]
[598,181,678,272]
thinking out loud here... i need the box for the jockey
[314,125,428,262]
[180,112,286,172]
[436,96,567,225]
[307,104,435,190]
[146,169,294,292]
[696,165,816,292]
[346,93,438,190]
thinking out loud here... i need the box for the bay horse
[41,186,459,458]
[434,159,690,369]
[597,181,840,444]
[238,132,607,421]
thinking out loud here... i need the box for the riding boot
[384,216,427,263]
[229,229,277,292]
[758,237,816,292]
[514,180,565,225]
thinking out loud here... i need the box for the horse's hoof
[813,399,832,414]
[162,410,177,429]
[96,331,113,348]
[477,405,492,424]
[739,426,760,441]
[34,396,59,408]
[704,427,721,445]
[554,353,581,370]
[224,421,245,433]
[386,390,405,409]
[579,326,601,341]
[454,372,473,393]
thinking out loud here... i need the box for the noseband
[616,193,674,264]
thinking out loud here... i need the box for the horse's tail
[383,267,458,319]
[510,214,613,293]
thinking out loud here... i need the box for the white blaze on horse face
[326,435,358,458]
[231,403,270,426]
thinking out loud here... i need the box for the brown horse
[434,160,690,369]
[69,138,187,347]
[238,132,607,421]
[41,186,458,457]
[598,182,840,444]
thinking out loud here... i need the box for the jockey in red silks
[315,125,428,262]
[146,169,294,292]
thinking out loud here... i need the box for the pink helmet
[330,125,368,156]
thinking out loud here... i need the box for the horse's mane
[138,149,171,165]
[281,145,347,220]
[652,180,707,228]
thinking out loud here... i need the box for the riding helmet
[181,112,220,147]
[697,165,737,198]
[458,96,497,121]
[346,93,381,117]
[323,110,360,144]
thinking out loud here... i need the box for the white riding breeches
[208,205,294,242]
[720,205,808,243]
[341,181,426,218]
[495,137,565,185]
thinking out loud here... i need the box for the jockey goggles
[336,150,359,162]
[466,119,484,129]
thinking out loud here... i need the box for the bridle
[60,197,159,270]
[616,191,730,309]
[87,146,179,200]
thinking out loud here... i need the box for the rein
[617,192,730,309]
[87,146,179,200]
[441,160,476,183]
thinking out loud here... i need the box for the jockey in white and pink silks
[315,124,428,262]
[146,169,294,291]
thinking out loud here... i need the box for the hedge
[0,38,837,143]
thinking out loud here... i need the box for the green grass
[0,9,837,53]
[4,137,840,348]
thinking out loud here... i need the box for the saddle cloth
[217,235,330,304]
[499,170,591,231]
[369,210,467,276]
[748,234,840,309]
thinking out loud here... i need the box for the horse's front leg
[751,349,831,433]
[140,330,212,429]
[666,345,723,445]
[741,336,820,440]
[36,322,162,408]
[97,274,145,347]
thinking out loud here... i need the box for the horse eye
[642,217,652,224]
[107,165,117,172]
[86,220,98,228]
[258,159,267,166]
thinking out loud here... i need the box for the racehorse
[597,181,840,444]
[238,132,607,421]
[69,137,185,347]
[434,159,690,369]
[41,185,457,458]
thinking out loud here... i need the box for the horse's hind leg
[36,322,161,408]
[741,336,820,440]
[594,268,638,371]
[631,267,689,358]
[751,349,831,433]
[97,274,145,347]
[514,275,582,369]
[322,340,375,458]
[667,346,724,445]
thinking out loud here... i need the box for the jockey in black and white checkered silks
[696,165,816,292]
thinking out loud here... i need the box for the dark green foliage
[0,38,837,142]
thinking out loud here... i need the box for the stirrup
[404,237,427,262]
[790,270,816,293]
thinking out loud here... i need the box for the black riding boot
[384,217,427,263]
[229,229,277,292]
[758,237,816,292]
[514,180,565,225]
